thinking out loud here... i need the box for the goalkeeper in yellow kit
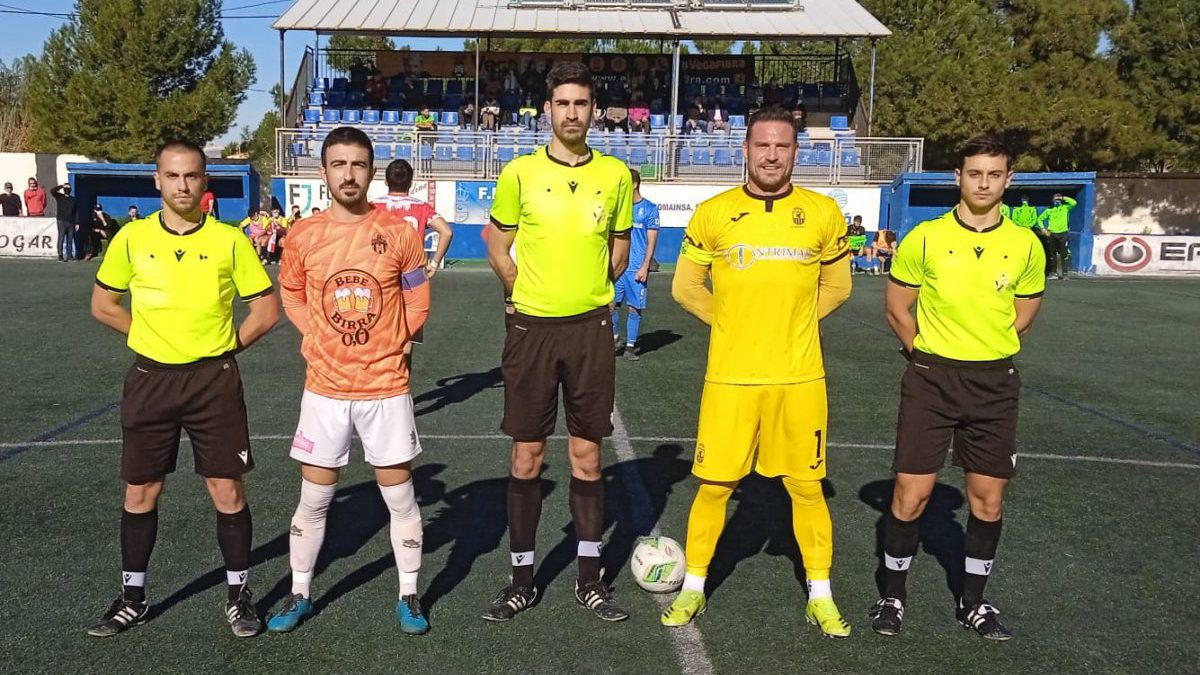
[664,107,853,637]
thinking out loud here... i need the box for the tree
[26,0,254,163]
[327,34,396,73]
[1113,0,1200,171]
[0,57,35,152]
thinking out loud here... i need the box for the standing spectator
[127,205,140,224]
[684,97,708,134]
[24,177,47,217]
[459,96,477,129]
[51,183,79,262]
[91,204,117,258]
[518,95,539,131]
[605,98,629,133]
[289,204,303,225]
[590,100,607,132]
[1037,193,1077,280]
[266,207,287,265]
[365,74,386,109]
[503,62,520,93]
[708,96,731,133]
[628,92,651,133]
[792,103,808,132]
[0,182,22,216]
[481,97,500,132]
[199,189,217,218]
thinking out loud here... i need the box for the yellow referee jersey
[96,211,273,364]
[679,185,850,384]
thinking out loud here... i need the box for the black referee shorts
[501,306,615,442]
[893,350,1021,479]
[120,354,254,483]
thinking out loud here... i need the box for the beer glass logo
[322,269,383,347]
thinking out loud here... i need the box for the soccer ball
[630,536,686,593]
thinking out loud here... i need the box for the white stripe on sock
[682,573,706,593]
[121,571,146,587]
[807,578,832,599]
[965,557,994,576]
[399,570,419,597]
[885,554,913,571]
[577,540,602,558]
[227,569,249,586]
[511,550,535,567]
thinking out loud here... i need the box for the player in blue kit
[612,169,660,362]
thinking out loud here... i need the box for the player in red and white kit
[371,159,454,372]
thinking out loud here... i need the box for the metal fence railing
[277,128,922,186]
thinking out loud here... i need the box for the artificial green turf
[1,260,1196,674]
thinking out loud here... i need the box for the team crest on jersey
[792,207,806,227]
[994,273,1012,292]
[371,233,387,254]
[322,269,383,346]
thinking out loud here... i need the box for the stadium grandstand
[269,0,923,185]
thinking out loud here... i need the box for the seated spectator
[481,96,500,131]
[241,210,271,261]
[684,96,708,134]
[792,102,807,132]
[764,77,784,106]
[872,228,897,273]
[91,204,116,257]
[536,112,552,133]
[365,74,386,109]
[518,95,539,131]
[708,96,731,133]
[605,99,630,133]
[126,205,140,223]
[0,182,21,216]
[289,204,303,226]
[459,96,477,128]
[414,106,438,132]
[748,93,766,116]
[846,216,875,274]
[267,206,288,264]
[629,92,651,133]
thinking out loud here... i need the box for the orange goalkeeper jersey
[279,207,430,399]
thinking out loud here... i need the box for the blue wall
[885,172,1097,272]
[68,163,258,222]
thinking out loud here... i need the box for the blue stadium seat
[322,109,339,124]
[326,90,345,107]
[801,83,819,101]
[340,109,361,125]
[821,83,843,102]
[500,92,519,110]
[714,148,733,166]
[610,146,628,162]
[401,111,418,125]
[303,108,320,124]
[444,94,463,109]
[396,144,413,161]
[331,77,348,92]
[783,84,799,103]
[799,148,817,165]
[375,144,392,160]
[815,146,833,165]
[426,79,444,95]
[446,80,463,95]
[516,145,535,157]
[730,115,746,130]
[442,111,459,127]
[289,142,307,157]
[496,146,515,163]
[346,90,365,106]
[312,77,329,91]
[830,116,850,131]
[456,146,475,161]
[308,91,325,107]
[419,145,433,161]
[675,147,692,166]
[382,110,400,125]
[362,109,380,125]
[650,114,666,131]
[840,148,860,167]
[735,148,745,165]
[435,146,453,161]
[629,147,648,165]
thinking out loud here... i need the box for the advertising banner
[0,217,57,258]
[1092,234,1200,276]
[281,179,433,216]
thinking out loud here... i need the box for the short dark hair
[746,106,799,139]
[385,159,414,192]
[629,168,641,186]
[546,61,594,99]
[321,126,374,166]
[958,134,1012,170]
[155,140,207,170]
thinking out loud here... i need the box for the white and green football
[630,535,686,593]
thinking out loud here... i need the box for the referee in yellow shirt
[483,62,633,623]
[665,107,854,637]
[87,141,279,638]
[872,135,1045,641]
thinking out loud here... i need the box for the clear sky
[0,1,458,146]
